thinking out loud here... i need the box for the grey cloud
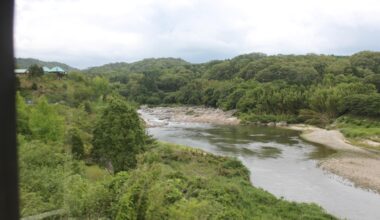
[15,0,380,68]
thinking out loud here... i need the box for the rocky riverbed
[138,106,240,127]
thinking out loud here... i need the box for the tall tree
[29,96,64,142]
[28,64,44,77]
[92,96,147,172]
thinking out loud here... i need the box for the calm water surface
[148,122,380,220]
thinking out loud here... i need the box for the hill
[16,58,78,71]
[84,57,190,75]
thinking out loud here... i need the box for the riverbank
[133,142,336,219]
[139,106,380,193]
[284,124,380,193]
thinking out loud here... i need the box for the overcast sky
[15,0,380,68]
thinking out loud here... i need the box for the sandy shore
[285,124,380,193]
[138,106,240,127]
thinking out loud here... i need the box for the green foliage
[70,84,95,106]
[29,96,64,142]
[83,52,380,126]
[16,92,31,135]
[350,51,380,74]
[113,143,336,220]
[28,64,44,77]
[85,165,110,181]
[83,101,92,113]
[16,76,21,90]
[65,174,113,219]
[176,80,204,105]
[336,116,380,140]
[92,96,147,172]
[69,129,85,159]
[343,94,380,117]
[206,61,236,80]
[92,76,110,99]
[299,109,331,127]
[364,74,380,92]
[16,58,78,72]
[308,82,376,118]
[31,82,38,90]
[255,63,320,85]
[19,140,70,216]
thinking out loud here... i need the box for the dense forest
[84,51,380,141]
[16,71,335,219]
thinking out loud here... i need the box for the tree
[343,94,380,117]
[70,129,85,159]
[16,92,31,135]
[92,96,147,172]
[19,140,69,216]
[308,82,376,117]
[28,64,44,77]
[92,76,110,100]
[29,96,64,142]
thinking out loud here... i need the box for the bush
[31,82,38,90]
[299,109,331,127]
[19,141,69,216]
[239,113,299,124]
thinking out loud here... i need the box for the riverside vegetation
[17,73,335,219]
[84,51,380,148]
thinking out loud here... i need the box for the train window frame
[0,0,19,219]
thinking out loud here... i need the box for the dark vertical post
[0,0,18,220]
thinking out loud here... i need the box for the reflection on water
[148,123,380,220]
[155,125,334,159]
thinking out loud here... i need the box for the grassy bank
[20,138,336,219]
[238,112,380,151]
[109,142,336,219]
[336,116,380,150]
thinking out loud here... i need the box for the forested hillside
[16,58,78,71]
[17,73,335,219]
[86,51,380,143]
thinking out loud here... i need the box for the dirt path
[285,124,380,193]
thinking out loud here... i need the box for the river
[144,118,380,220]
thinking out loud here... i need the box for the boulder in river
[277,121,288,127]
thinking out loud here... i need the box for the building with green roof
[49,66,66,74]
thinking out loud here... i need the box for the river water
[143,118,380,220]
